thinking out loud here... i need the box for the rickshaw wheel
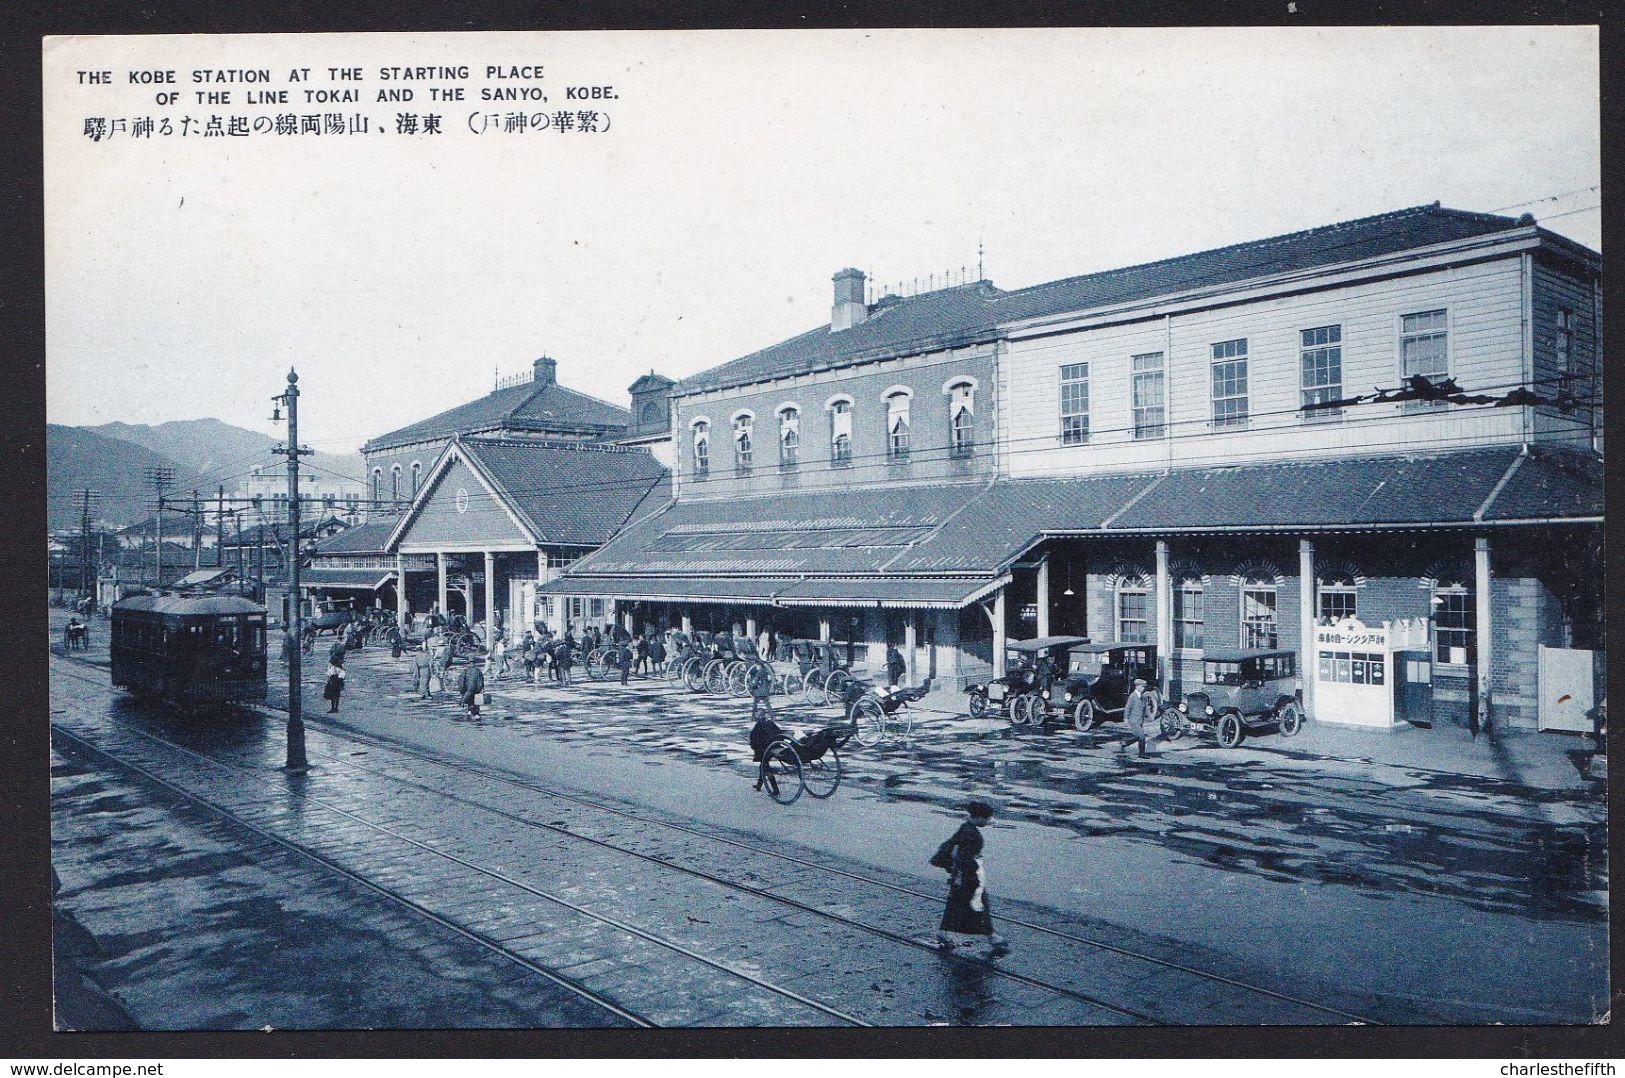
[784,671,806,697]
[889,705,913,739]
[704,660,728,694]
[1278,700,1304,737]
[802,745,841,799]
[852,698,885,747]
[1072,698,1097,732]
[1158,707,1185,741]
[968,690,988,718]
[727,664,750,697]
[1217,711,1245,749]
[684,661,707,692]
[764,740,803,805]
[824,670,851,706]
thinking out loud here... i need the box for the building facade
[545,205,1603,729]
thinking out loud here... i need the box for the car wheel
[1072,698,1097,732]
[968,690,988,718]
[1217,711,1245,749]
[1278,700,1304,737]
[1010,694,1029,726]
[1158,706,1184,740]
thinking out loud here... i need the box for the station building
[543,205,1603,730]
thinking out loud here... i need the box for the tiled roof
[540,576,797,605]
[992,204,1530,323]
[301,567,396,589]
[676,283,1004,395]
[563,481,981,578]
[460,439,668,547]
[313,516,401,555]
[553,445,1601,605]
[364,380,630,452]
[676,204,1534,395]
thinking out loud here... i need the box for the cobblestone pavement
[48,612,1610,1025]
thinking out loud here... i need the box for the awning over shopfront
[541,444,1602,608]
[301,567,397,590]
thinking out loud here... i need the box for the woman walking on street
[458,658,486,718]
[931,801,1010,958]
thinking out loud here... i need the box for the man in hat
[931,801,1010,958]
[1124,676,1161,756]
[458,657,486,718]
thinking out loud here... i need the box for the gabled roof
[364,379,630,452]
[629,372,676,393]
[675,204,1551,396]
[385,438,668,551]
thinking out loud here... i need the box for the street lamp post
[273,368,311,772]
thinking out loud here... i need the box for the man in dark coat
[932,801,1010,958]
[457,658,486,718]
[556,633,576,687]
[617,638,634,685]
[886,645,907,687]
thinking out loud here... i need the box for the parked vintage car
[1046,642,1159,731]
[965,636,1089,720]
[1158,647,1305,748]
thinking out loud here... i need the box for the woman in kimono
[933,801,1011,958]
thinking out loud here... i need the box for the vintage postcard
[42,27,1605,1038]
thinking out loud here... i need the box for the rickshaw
[756,725,846,805]
[798,640,856,704]
[965,636,1090,721]
[1159,648,1305,748]
[1036,641,1158,731]
[842,678,928,746]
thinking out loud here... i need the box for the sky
[44,27,1601,465]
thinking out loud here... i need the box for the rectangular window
[886,396,911,460]
[1174,582,1204,650]
[1401,309,1449,379]
[830,402,853,467]
[950,383,975,457]
[1434,589,1476,665]
[1241,585,1278,649]
[1117,587,1150,644]
[1131,352,1165,440]
[1556,308,1573,375]
[1318,584,1357,623]
[1211,339,1249,428]
[589,598,605,619]
[1059,362,1090,445]
[1300,325,1343,422]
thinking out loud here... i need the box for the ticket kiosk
[1311,617,1430,729]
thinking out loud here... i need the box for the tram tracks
[53,657,1377,1024]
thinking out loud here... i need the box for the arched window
[1317,575,1358,623]
[411,461,422,496]
[640,401,662,427]
[691,421,710,477]
[1174,575,1205,649]
[949,380,975,457]
[1433,581,1475,665]
[1116,574,1150,643]
[1241,573,1279,649]
[885,391,911,460]
[778,406,800,468]
[390,466,401,501]
[371,468,382,503]
[733,414,754,471]
[829,399,853,466]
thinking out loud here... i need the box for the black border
[5,0,1621,1060]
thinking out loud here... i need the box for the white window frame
[410,460,422,495]
[778,405,800,468]
[1210,339,1249,429]
[827,396,853,467]
[885,390,911,461]
[1131,352,1166,441]
[732,412,754,472]
[1059,362,1090,446]
[1174,576,1204,651]
[1556,307,1573,376]
[690,418,710,477]
[1240,575,1278,649]
[1398,306,1451,380]
[1317,578,1358,623]
[948,380,976,457]
[1433,581,1475,667]
[1300,324,1344,423]
[1116,574,1151,644]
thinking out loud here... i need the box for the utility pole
[75,488,100,601]
[218,485,226,569]
[192,490,202,570]
[272,369,312,772]
[143,467,174,588]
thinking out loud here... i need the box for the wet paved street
[49,613,1609,1027]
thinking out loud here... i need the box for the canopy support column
[1300,540,1316,719]
[1155,540,1172,696]
[395,554,406,628]
[1035,555,1051,639]
[484,551,496,642]
[992,589,1007,677]
[436,552,447,616]
[904,614,917,687]
[1475,536,1493,735]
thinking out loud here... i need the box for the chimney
[533,355,557,385]
[830,268,868,332]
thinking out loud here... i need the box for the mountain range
[48,419,365,531]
